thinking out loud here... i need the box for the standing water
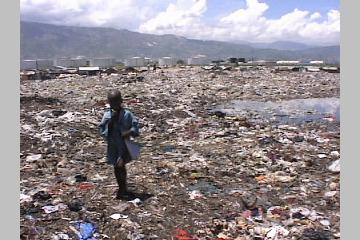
[211,98,340,125]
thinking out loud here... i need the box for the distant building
[211,60,226,65]
[188,55,209,65]
[20,59,54,70]
[78,66,100,75]
[321,66,340,73]
[251,60,276,66]
[20,71,36,80]
[276,60,300,65]
[228,57,246,64]
[21,60,37,70]
[158,57,177,67]
[36,59,54,70]
[275,66,295,72]
[56,57,89,68]
[238,58,246,63]
[306,66,321,72]
[125,57,146,67]
[90,58,116,68]
[292,66,307,72]
[310,60,324,65]
[228,58,237,64]
[144,58,152,66]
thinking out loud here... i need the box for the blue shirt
[99,108,139,165]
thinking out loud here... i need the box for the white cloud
[310,12,321,20]
[220,0,268,24]
[139,0,339,45]
[20,0,170,29]
[20,0,340,45]
[139,0,207,35]
[258,8,340,44]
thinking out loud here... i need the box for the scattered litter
[110,213,128,220]
[328,159,340,173]
[324,191,337,198]
[188,190,204,200]
[26,154,42,162]
[300,228,331,240]
[71,221,97,240]
[20,194,32,203]
[265,225,289,240]
[68,199,83,212]
[79,183,96,190]
[129,198,142,207]
[42,203,67,214]
[20,66,340,239]
[52,233,70,240]
[320,219,331,226]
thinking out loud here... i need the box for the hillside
[20,21,340,63]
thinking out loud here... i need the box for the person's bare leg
[114,164,127,198]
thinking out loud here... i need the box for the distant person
[153,64,157,72]
[99,90,140,200]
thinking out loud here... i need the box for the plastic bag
[125,139,141,160]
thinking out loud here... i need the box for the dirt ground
[20,67,340,240]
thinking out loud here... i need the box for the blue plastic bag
[73,221,97,240]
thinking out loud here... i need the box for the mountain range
[20,21,340,63]
[234,40,313,51]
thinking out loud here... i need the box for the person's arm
[122,111,139,138]
[99,111,111,137]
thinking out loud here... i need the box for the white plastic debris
[42,203,67,214]
[320,219,331,226]
[58,112,82,122]
[324,191,337,198]
[316,138,329,143]
[110,213,128,220]
[290,207,311,218]
[188,190,204,200]
[127,232,145,240]
[265,226,289,240]
[52,233,70,240]
[278,138,293,144]
[21,124,33,131]
[330,151,340,157]
[20,193,32,203]
[272,172,295,183]
[129,198,142,207]
[217,233,232,239]
[26,154,42,162]
[329,182,338,190]
[308,210,322,221]
[333,232,341,238]
[328,159,340,173]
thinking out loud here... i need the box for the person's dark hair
[107,90,123,104]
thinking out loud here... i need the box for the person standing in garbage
[99,90,140,200]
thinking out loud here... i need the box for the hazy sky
[20,0,340,45]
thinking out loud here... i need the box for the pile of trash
[20,66,340,239]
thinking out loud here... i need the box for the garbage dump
[20,66,340,239]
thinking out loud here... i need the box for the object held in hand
[125,138,141,160]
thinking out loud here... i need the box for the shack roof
[78,67,100,71]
